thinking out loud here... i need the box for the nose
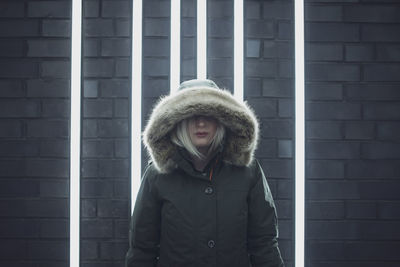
[195,116,207,127]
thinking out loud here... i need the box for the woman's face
[187,115,218,150]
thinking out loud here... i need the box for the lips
[195,132,208,137]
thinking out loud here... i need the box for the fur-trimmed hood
[143,80,259,173]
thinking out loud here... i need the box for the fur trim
[143,86,259,173]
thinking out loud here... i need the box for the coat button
[207,240,215,248]
[204,186,213,195]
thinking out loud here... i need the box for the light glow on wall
[170,0,181,93]
[197,0,207,79]
[131,0,143,212]
[69,0,82,266]
[233,0,243,101]
[294,0,305,266]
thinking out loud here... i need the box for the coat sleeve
[247,160,284,267]
[125,164,161,267]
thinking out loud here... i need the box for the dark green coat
[125,151,284,267]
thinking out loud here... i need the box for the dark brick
[0,81,24,98]
[246,59,276,78]
[26,159,69,177]
[27,79,70,98]
[0,141,39,157]
[307,160,345,179]
[278,21,293,40]
[0,100,40,118]
[0,120,22,137]
[262,80,293,98]
[275,200,292,219]
[114,180,130,198]
[307,201,345,219]
[306,44,343,61]
[346,84,400,100]
[98,119,129,137]
[40,219,68,238]
[143,58,169,76]
[306,23,360,42]
[84,80,98,98]
[307,181,360,200]
[81,240,98,260]
[114,220,129,238]
[27,241,68,260]
[307,221,360,240]
[262,120,293,139]
[209,1,233,18]
[100,241,128,260]
[345,44,374,62]
[306,5,342,21]
[362,25,400,42]
[28,1,70,18]
[84,99,113,118]
[82,140,114,158]
[307,121,342,139]
[278,60,293,78]
[260,159,293,179]
[359,181,400,200]
[114,99,129,117]
[0,160,26,177]
[307,83,343,100]
[379,202,400,219]
[262,41,276,59]
[363,64,400,81]
[245,1,261,19]
[101,38,130,56]
[84,59,114,77]
[181,59,195,77]
[0,219,40,238]
[209,19,233,38]
[116,19,130,37]
[0,21,40,37]
[361,142,400,159]
[278,99,293,118]
[245,78,262,97]
[84,0,100,17]
[307,102,361,120]
[81,180,114,198]
[247,98,277,118]
[115,139,130,158]
[40,180,68,198]
[254,139,276,158]
[264,2,293,20]
[39,140,69,157]
[276,180,293,198]
[100,79,130,97]
[0,2,24,17]
[307,63,360,81]
[377,122,400,141]
[102,1,130,18]
[42,20,71,37]
[364,103,400,120]
[209,39,233,58]
[84,39,100,57]
[0,40,24,57]
[209,58,233,76]
[278,140,292,158]
[82,199,97,218]
[344,122,375,140]
[27,40,71,57]
[142,78,168,97]
[377,44,400,62]
[41,99,70,118]
[27,120,68,138]
[143,1,170,17]
[98,200,129,218]
[344,5,400,23]
[346,201,377,219]
[115,58,130,77]
[81,219,113,238]
[182,37,195,57]
[346,160,400,179]
[85,19,114,37]
[41,61,70,78]
[26,199,68,217]
[143,18,170,36]
[307,141,360,159]
[0,61,38,78]
[98,159,129,177]
[143,38,169,57]
[277,42,293,59]
[0,180,39,197]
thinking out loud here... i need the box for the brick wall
[0,1,70,266]
[305,0,400,266]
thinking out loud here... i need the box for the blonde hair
[171,118,225,159]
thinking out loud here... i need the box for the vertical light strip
[170,0,181,93]
[131,0,143,212]
[233,0,243,101]
[197,0,207,79]
[294,0,305,266]
[69,0,82,266]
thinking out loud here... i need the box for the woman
[125,79,284,267]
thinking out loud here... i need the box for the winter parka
[125,80,284,267]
